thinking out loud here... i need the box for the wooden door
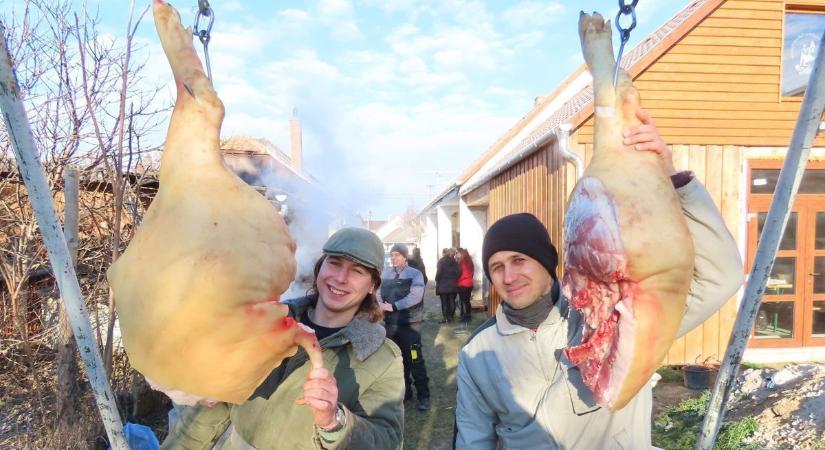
[747,160,825,348]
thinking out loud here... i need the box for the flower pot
[683,365,711,390]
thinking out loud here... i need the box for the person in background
[376,243,432,411]
[408,247,428,285]
[456,248,475,324]
[162,228,405,450]
[435,248,461,323]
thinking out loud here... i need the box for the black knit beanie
[482,213,558,281]
[390,243,408,259]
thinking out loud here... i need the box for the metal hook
[613,0,638,86]
[193,2,214,81]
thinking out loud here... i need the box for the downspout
[460,123,585,196]
[557,123,584,181]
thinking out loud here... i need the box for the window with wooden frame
[783,5,825,97]
[747,160,825,348]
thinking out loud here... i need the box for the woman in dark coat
[434,248,460,323]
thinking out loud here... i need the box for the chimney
[289,108,303,174]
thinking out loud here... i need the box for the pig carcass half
[107,0,322,404]
[561,12,695,411]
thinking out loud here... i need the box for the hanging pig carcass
[107,0,322,404]
[561,12,695,411]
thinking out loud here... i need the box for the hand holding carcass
[300,368,341,430]
[622,109,676,175]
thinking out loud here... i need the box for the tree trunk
[57,167,80,428]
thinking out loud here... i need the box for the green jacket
[162,296,405,450]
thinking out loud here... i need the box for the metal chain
[193,0,214,81]
[613,0,638,86]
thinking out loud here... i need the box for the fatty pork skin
[561,12,695,412]
[107,0,321,405]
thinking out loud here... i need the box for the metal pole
[695,30,825,449]
[0,23,129,450]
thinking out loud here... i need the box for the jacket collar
[495,290,572,336]
[284,296,386,361]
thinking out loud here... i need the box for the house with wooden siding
[417,0,825,364]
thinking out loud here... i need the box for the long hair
[306,255,384,323]
[459,248,474,272]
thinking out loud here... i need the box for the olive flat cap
[322,227,385,272]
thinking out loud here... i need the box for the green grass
[740,361,769,371]
[401,289,489,449]
[652,390,759,450]
[657,365,684,384]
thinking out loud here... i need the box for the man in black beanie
[453,121,744,449]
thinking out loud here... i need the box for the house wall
[575,0,825,148]
[487,143,568,314]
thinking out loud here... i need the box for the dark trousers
[457,286,473,321]
[439,293,457,321]
[385,322,430,400]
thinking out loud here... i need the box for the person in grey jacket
[454,116,744,449]
[376,243,431,411]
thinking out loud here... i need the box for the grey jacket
[455,179,743,449]
[377,264,426,324]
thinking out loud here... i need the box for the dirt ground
[726,364,825,448]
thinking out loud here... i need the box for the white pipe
[557,123,584,181]
[461,122,583,196]
[0,23,129,450]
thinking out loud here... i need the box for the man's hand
[301,368,340,430]
[379,301,394,312]
[622,109,676,175]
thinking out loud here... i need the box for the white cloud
[319,0,354,16]
[360,0,416,14]
[279,8,311,25]
[501,2,564,29]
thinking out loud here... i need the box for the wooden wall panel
[574,0,825,148]
[487,144,569,314]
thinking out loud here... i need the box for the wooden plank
[668,334,687,365]
[650,118,800,130]
[684,145,708,363]
[700,17,783,30]
[646,61,782,75]
[679,35,781,48]
[672,144,691,173]
[702,145,725,360]
[718,145,743,358]
[641,91,777,102]
[634,80,778,94]
[639,71,780,85]
[715,1,782,11]
[712,8,783,20]
[656,53,781,67]
[577,124,797,138]
[638,99,801,112]
[667,44,779,57]
[641,108,797,121]
[691,26,782,38]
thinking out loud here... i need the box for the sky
[20,0,689,220]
